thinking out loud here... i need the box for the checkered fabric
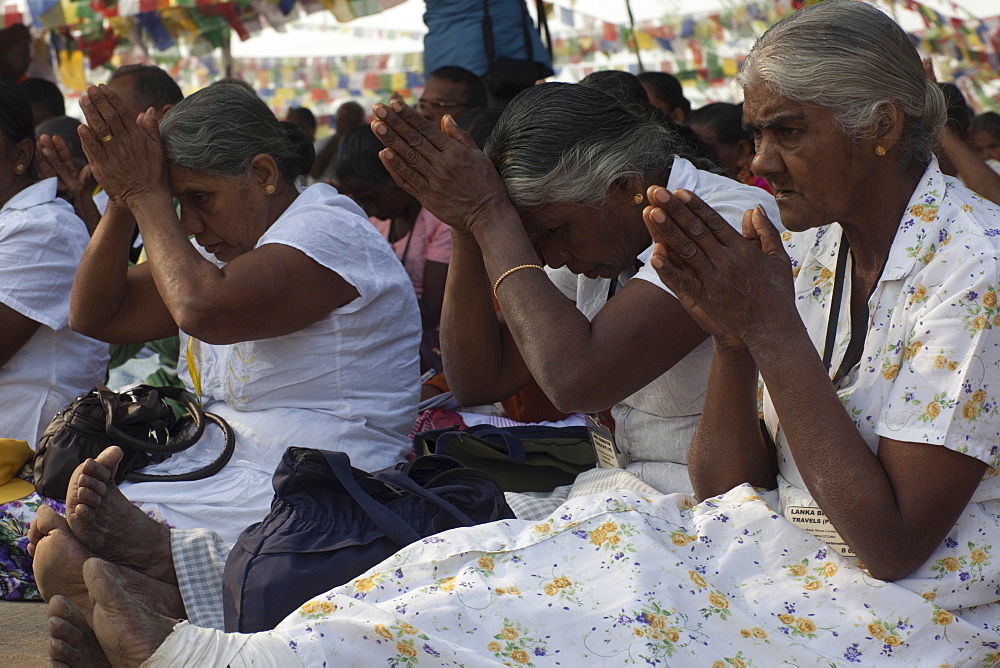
[171,528,232,630]
[505,467,661,520]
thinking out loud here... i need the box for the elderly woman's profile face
[521,195,649,279]
[743,82,874,231]
[169,166,270,262]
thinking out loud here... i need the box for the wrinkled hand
[370,100,514,234]
[643,186,797,350]
[78,84,169,205]
[36,133,101,233]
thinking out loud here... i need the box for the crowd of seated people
[1,0,1000,663]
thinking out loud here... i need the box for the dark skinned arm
[645,187,987,581]
[420,259,448,331]
[940,128,1000,205]
[0,304,41,367]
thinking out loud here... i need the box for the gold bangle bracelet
[492,264,545,299]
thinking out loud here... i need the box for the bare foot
[32,506,187,624]
[27,503,67,558]
[85,558,178,668]
[30,507,93,622]
[47,595,111,667]
[65,446,176,583]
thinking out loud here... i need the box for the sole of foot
[65,447,174,583]
[85,558,178,668]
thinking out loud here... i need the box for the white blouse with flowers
[764,159,1000,626]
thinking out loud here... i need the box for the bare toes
[29,506,69,556]
[93,446,124,475]
[74,482,105,508]
[35,505,69,533]
[48,636,78,665]
[49,616,83,648]
[80,458,114,485]
[47,596,86,663]
[50,595,88,633]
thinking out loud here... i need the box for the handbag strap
[320,451,422,546]
[373,469,477,527]
[481,0,495,64]
[435,427,526,465]
[124,412,236,483]
[97,385,206,454]
[481,0,537,64]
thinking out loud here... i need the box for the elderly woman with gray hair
[34,3,1000,664]
[41,82,420,545]
[409,81,781,503]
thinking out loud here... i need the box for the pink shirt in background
[370,208,452,299]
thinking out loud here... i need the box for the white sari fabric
[155,488,999,665]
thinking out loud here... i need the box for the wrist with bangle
[492,264,546,299]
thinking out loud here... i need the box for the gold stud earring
[633,193,644,204]
[875,146,886,157]
[265,184,275,195]
[14,164,24,174]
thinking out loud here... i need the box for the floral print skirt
[272,486,1000,666]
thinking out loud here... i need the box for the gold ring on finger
[99,133,113,143]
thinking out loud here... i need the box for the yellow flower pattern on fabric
[583,520,639,564]
[776,613,823,640]
[487,619,549,666]
[700,591,732,620]
[615,602,691,662]
[353,571,387,597]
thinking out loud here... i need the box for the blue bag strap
[320,451,422,546]
[433,427,526,465]
[374,469,477,527]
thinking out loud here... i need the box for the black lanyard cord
[822,237,851,374]
[823,234,886,388]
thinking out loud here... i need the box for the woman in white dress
[66,81,420,543]
[34,3,1000,663]
[0,74,108,602]
[0,79,108,447]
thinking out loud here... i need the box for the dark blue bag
[222,447,515,632]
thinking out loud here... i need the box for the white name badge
[587,413,627,468]
[784,505,857,557]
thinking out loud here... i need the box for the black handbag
[33,384,236,501]
[480,0,554,100]
[222,447,515,633]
